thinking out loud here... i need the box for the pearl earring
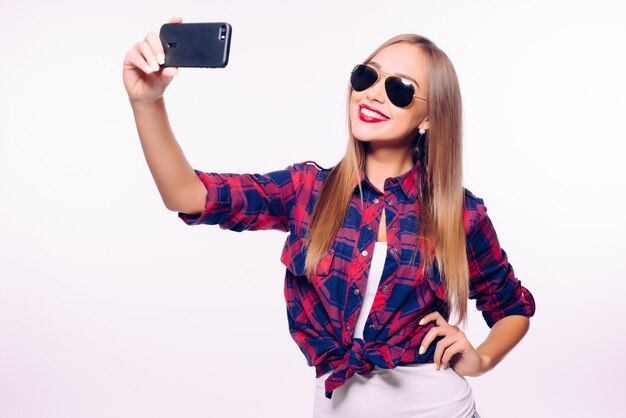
[419,128,426,135]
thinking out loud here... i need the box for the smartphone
[159,22,232,68]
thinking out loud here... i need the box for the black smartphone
[159,22,232,68]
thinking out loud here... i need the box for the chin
[350,121,383,141]
[350,128,377,143]
[351,123,391,141]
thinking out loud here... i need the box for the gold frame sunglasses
[350,63,427,107]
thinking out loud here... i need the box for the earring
[419,128,426,135]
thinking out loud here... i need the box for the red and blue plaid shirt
[178,159,536,399]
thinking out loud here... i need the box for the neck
[364,144,414,191]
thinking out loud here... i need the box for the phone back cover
[160,23,231,68]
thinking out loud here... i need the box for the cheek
[396,108,424,131]
[388,109,417,130]
[349,91,360,107]
[349,93,361,118]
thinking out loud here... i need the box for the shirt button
[369,323,375,328]
[366,225,373,231]
[361,250,368,257]
[386,200,394,206]
[383,285,389,291]
[346,324,351,331]
[391,247,397,253]
[373,198,379,204]
[354,288,360,295]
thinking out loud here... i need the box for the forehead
[367,42,428,90]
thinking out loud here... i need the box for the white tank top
[313,242,478,418]
[353,241,388,339]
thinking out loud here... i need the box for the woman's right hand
[123,16,182,105]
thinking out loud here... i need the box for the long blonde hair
[304,34,468,327]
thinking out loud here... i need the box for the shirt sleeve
[177,162,312,232]
[466,198,536,329]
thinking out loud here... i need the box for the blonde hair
[304,34,469,327]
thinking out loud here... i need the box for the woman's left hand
[418,311,488,377]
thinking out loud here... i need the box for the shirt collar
[353,158,422,203]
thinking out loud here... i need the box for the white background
[1,0,625,417]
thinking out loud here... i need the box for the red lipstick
[358,104,389,123]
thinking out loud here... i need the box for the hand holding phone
[159,22,232,68]
[123,18,233,104]
[123,16,183,104]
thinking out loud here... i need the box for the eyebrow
[368,61,421,89]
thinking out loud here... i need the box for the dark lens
[350,64,378,91]
[385,77,415,108]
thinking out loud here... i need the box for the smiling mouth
[359,105,389,123]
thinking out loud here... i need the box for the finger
[418,312,434,325]
[127,47,154,74]
[418,326,449,356]
[145,31,165,65]
[138,40,160,73]
[440,338,464,369]
[418,311,444,326]
[161,66,179,79]
[433,334,457,369]
[169,16,183,24]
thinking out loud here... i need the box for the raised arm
[123,16,206,214]
[129,98,206,214]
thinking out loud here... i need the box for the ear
[418,117,430,131]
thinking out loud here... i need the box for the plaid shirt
[178,159,536,399]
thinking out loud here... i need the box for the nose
[366,77,386,104]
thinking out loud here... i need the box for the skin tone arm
[419,312,531,377]
[123,16,206,214]
[473,315,530,375]
[130,98,206,213]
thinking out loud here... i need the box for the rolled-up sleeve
[466,200,536,328]
[177,162,308,232]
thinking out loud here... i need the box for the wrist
[478,352,492,375]
[129,96,164,110]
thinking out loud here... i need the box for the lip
[358,104,390,123]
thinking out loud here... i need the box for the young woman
[123,16,536,418]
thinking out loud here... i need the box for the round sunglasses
[350,64,427,108]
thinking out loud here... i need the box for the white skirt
[313,363,478,418]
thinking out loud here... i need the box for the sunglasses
[350,63,427,108]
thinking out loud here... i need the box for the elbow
[162,195,182,212]
[164,188,207,214]
[163,198,181,213]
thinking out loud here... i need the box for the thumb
[160,67,179,82]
